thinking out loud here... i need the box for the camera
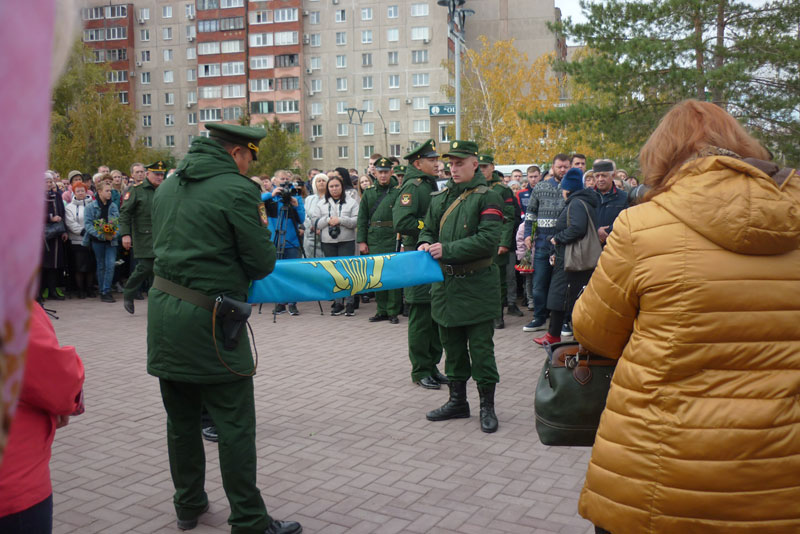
[277,183,297,204]
[328,225,341,239]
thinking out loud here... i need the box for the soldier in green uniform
[478,155,516,329]
[357,157,402,323]
[392,140,447,389]
[148,123,301,534]
[418,140,503,434]
[393,164,407,185]
[119,160,165,314]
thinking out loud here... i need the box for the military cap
[205,123,267,161]
[443,162,451,172]
[404,139,439,162]
[146,160,167,173]
[478,154,495,165]
[393,165,407,175]
[374,157,393,171]
[443,140,479,159]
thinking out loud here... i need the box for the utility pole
[437,0,474,139]
[346,108,366,173]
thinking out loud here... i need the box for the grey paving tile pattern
[49,297,594,534]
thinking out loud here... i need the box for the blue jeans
[532,247,553,321]
[91,240,117,295]
[280,247,300,305]
[0,494,52,534]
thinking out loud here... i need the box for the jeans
[321,241,355,306]
[505,262,517,305]
[0,494,53,534]
[91,240,117,295]
[531,247,553,321]
[280,247,300,305]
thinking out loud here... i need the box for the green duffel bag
[534,341,617,447]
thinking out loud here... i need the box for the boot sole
[426,411,470,421]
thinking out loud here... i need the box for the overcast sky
[555,0,769,26]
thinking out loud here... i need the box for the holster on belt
[439,257,493,276]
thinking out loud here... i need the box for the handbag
[45,220,66,241]
[564,200,602,271]
[534,341,616,446]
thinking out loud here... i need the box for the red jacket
[0,305,84,517]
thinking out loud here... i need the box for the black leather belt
[439,257,493,276]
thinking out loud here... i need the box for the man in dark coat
[592,159,629,245]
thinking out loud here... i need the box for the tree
[544,0,800,165]
[248,118,310,177]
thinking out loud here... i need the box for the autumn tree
[248,118,311,178]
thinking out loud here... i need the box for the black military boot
[478,384,498,433]
[426,381,469,421]
[494,307,505,329]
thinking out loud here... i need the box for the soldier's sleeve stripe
[480,208,503,221]
[504,197,514,203]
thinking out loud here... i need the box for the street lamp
[346,107,366,172]
[437,0,474,139]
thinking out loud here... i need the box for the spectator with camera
[313,174,359,316]
[265,169,305,316]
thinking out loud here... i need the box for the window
[186,48,196,60]
[362,53,372,67]
[275,54,299,67]
[389,98,400,111]
[106,26,127,40]
[310,57,321,70]
[276,77,299,90]
[311,102,323,115]
[223,84,246,98]
[221,61,245,76]
[187,69,197,82]
[91,49,105,62]
[311,124,322,137]
[335,32,346,45]
[388,74,400,88]
[83,29,104,42]
[142,93,152,106]
[141,72,151,84]
[250,10,272,24]
[338,146,348,159]
[275,32,298,46]
[413,119,430,133]
[142,115,152,127]
[165,114,175,126]
[312,147,323,160]
[220,17,245,30]
[389,121,401,133]
[387,51,398,65]
[198,42,220,55]
[162,5,173,18]
[186,4,196,18]
[186,25,197,39]
[223,106,241,120]
[221,40,244,53]
[390,144,401,157]
[362,99,374,112]
[361,30,373,44]
[387,28,399,42]
[413,96,429,109]
[141,50,151,62]
[439,122,452,142]
[197,0,219,9]
[165,135,175,147]
[412,73,429,87]
[142,136,153,148]
[140,29,150,41]
[363,146,375,159]
[362,76,373,90]
[337,124,348,136]
[105,5,127,18]
[309,11,320,24]
[199,63,221,77]
[250,33,273,47]
[335,9,346,22]
[411,3,429,16]
[115,91,127,105]
[83,6,104,20]
[163,70,174,83]
[276,100,299,113]
[411,27,430,40]
[336,55,347,68]
[250,56,274,70]
[311,79,322,93]
[187,91,197,103]
[200,108,222,121]
[188,134,197,147]
[310,34,321,47]
[336,101,347,114]
[412,50,428,64]
[163,27,173,40]
[274,8,298,22]
[336,78,347,91]
[200,86,222,98]
[106,70,128,83]
[107,48,127,61]
[387,5,398,18]
[165,92,175,105]
[139,7,150,20]
[163,49,174,62]
[361,7,373,20]
[198,20,219,32]
[250,78,274,92]
[221,0,244,8]
[363,123,374,135]
[188,112,197,125]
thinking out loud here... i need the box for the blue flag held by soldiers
[248,251,444,303]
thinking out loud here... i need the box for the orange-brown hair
[639,100,770,194]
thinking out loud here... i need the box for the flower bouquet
[93,217,118,240]
[515,247,534,274]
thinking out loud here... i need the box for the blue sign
[429,103,456,116]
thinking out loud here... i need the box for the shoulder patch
[123,191,131,201]
[400,193,412,206]
[258,203,268,226]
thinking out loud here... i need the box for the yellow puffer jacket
[574,156,800,534]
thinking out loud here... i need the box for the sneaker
[560,321,573,337]
[201,425,218,443]
[331,303,345,316]
[533,332,561,346]
[288,304,300,316]
[522,318,547,332]
[273,304,287,314]
[527,301,535,310]
[345,303,355,316]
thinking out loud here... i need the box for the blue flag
[248,251,443,303]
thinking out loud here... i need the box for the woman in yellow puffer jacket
[573,100,800,534]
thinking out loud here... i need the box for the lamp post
[346,107,366,172]
[437,0,474,139]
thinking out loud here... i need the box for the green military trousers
[375,288,402,317]
[159,378,272,534]
[124,257,154,300]
[438,320,500,386]
[408,303,443,381]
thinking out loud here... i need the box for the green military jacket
[356,176,399,253]
[392,165,439,303]
[419,170,503,327]
[118,177,157,258]
[147,137,276,384]
[487,172,516,265]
